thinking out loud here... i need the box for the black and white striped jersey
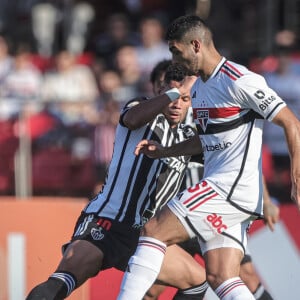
[85,98,195,227]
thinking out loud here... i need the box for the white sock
[117,237,166,300]
[215,277,255,300]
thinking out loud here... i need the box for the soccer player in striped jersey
[26,62,209,300]
[117,15,300,300]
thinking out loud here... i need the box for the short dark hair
[165,15,210,43]
[164,62,192,84]
[150,59,172,85]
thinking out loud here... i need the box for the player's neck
[199,53,222,82]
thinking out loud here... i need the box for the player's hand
[263,201,280,231]
[161,75,197,96]
[135,139,165,158]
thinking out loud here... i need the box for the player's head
[165,15,214,75]
[166,15,212,44]
[150,59,172,96]
[161,62,195,127]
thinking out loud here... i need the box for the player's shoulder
[119,96,148,127]
[120,96,148,116]
[122,96,148,110]
[227,60,265,81]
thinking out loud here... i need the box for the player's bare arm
[123,76,196,130]
[123,94,174,130]
[262,176,280,231]
[272,106,300,211]
[135,134,202,158]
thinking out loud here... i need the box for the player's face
[168,40,199,75]
[162,80,191,127]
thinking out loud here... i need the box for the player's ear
[191,40,201,53]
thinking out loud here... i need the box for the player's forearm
[286,126,300,210]
[274,107,300,210]
[125,95,172,129]
[262,176,271,204]
[163,135,202,157]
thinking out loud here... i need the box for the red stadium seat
[0,119,19,194]
[32,147,72,195]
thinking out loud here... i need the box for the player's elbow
[123,115,143,130]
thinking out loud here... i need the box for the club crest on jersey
[196,109,209,132]
[91,227,104,240]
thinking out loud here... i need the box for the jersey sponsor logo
[91,227,105,240]
[254,89,277,111]
[258,95,277,111]
[195,109,209,132]
[203,141,232,152]
[161,157,186,172]
[254,90,265,99]
[206,213,228,233]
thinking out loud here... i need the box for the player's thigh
[200,220,249,288]
[142,205,190,245]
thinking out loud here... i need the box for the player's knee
[206,272,222,290]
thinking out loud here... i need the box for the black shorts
[64,212,141,271]
[241,253,252,264]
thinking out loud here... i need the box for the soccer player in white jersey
[117,15,300,300]
[26,62,210,299]
[147,64,278,300]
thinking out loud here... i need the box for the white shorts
[167,180,253,254]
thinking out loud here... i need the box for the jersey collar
[210,57,226,79]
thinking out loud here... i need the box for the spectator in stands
[97,69,123,106]
[0,35,13,85]
[134,15,171,78]
[94,13,139,68]
[0,43,43,119]
[41,50,99,125]
[92,98,120,194]
[113,44,145,100]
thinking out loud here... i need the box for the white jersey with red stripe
[191,57,286,216]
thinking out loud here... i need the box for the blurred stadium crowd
[0,0,300,202]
